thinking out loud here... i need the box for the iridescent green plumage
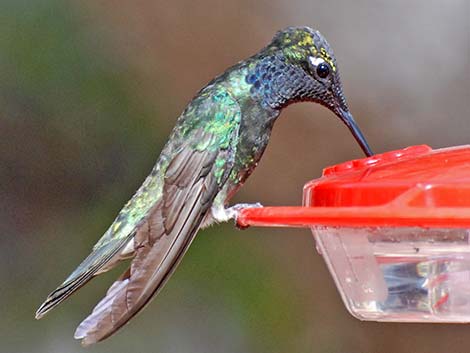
[36,26,372,346]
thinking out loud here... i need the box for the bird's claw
[229,203,263,230]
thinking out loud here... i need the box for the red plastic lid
[238,145,470,228]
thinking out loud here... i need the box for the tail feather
[75,269,131,340]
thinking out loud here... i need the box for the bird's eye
[316,62,330,78]
[308,56,332,80]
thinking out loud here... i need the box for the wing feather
[35,236,132,318]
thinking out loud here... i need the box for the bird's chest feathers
[232,102,279,181]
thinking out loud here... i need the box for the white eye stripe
[308,56,326,67]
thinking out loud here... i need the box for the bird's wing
[35,156,167,318]
[37,87,241,345]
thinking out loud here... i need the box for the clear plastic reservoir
[313,226,470,322]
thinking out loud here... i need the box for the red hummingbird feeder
[238,145,470,323]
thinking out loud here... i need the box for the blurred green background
[1,1,469,352]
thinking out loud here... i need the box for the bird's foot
[226,202,263,220]
[210,203,262,229]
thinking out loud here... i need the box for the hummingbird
[36,26,372,345]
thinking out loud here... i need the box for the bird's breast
[230,101,279,186]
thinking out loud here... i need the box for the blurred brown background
[1,1,469,352]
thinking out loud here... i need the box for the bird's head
[246,26,372,156]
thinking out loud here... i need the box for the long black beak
[336,108,373,156]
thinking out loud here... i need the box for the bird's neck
[221,53,310,112]
[221,64,280,122]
